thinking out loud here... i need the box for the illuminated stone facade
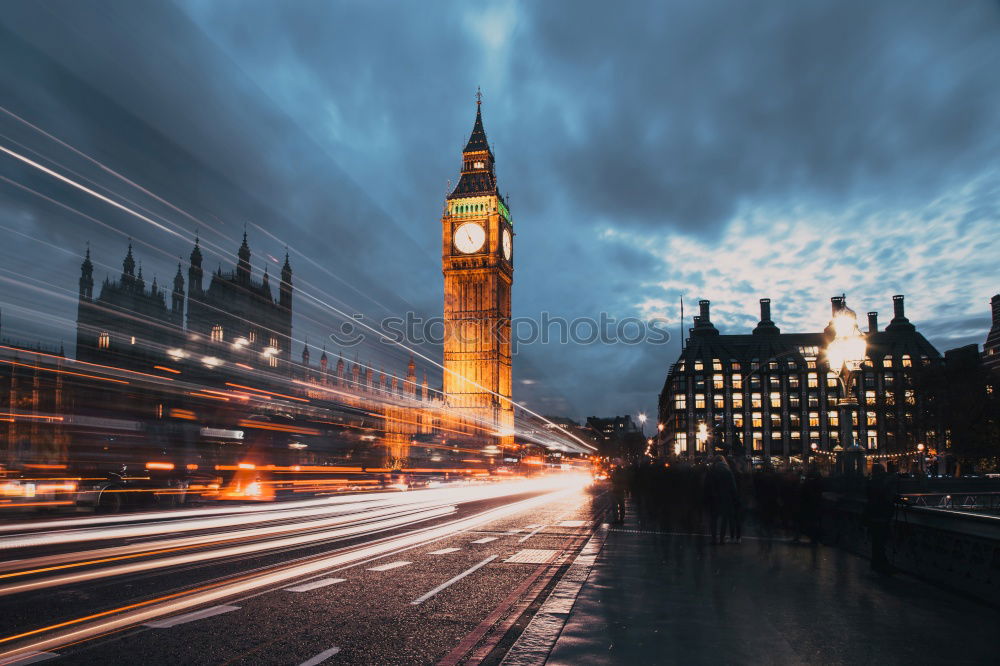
[441,99,514,447]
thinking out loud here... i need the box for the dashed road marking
[144,605,240,628]
[471,537,497,544]
[411,555,498,605]
[367,561,412,572]
[284,578,346,592]
[298,646,341,665]
[428,547,461,555]
[517,524,548,543]
[557,520,586,527]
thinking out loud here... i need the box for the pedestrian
[610,465,628,524]
[865,463,896,574]
[704,455,737,544]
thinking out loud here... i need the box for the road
[0,475,606,665]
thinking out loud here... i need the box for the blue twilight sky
[0,0,998,424]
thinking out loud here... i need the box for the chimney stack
[691,300,719,337]
[760,298,771,322]
[867,312,878,334]
[886,294,915,332]
[830,295,845,315]
[753,298,780,335]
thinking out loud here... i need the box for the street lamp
[825,299,867,476]
[917,442,926,476]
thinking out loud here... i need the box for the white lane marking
[144,605,240,628]
[471,537,497,544]
[428,547,461,555]
[298,646,341,665]
[557,520,586,527]
[367,561,412,572]
[505,549,559,564]
[284,578,346,592]
[524,524,541,529]
[0,652,59,665]
[0,486,580,660]
[411,555,498,605]
[517,524,548,543]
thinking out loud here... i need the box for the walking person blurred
[866,463,897,574]
[704,455,737,544]
[611,465,628,524]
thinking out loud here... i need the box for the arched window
[211,325,224,342]
[98,331,110,349]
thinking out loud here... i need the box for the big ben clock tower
[442,93,514,448]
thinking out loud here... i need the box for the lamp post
[917,442,926,476]
[825,300,868,477]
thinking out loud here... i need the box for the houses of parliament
[1,98,517,468]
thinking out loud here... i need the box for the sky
[1,0,998,424]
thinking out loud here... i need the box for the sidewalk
[542,506,1000,665]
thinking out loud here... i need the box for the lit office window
[211,325,224,342]
[732,394,743,409]
[883,357,893,368]
[751,392,762,408]
[674,394,686,410]
[866,390,877,405]
[712,359,722,371]
[713,374,724,389]
[695,394,705,409]
[98,331,110,349]
[752,412,763,428]
[809,411,820,427]
[807,372,819,388]
[770,392,781,408]
[714,394,724,409]
[828,410,839,427]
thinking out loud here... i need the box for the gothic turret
[237,231,251,285]
[188,235,203,296]
[280,252,293,311]
[122,243,136,284]
[172,263,185,317]
[79,244,93,300]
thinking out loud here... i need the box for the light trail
[0,478,584,661]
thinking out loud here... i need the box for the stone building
[657,295,942,459]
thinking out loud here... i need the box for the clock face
[454,221,486,254]
[502,228,512,261]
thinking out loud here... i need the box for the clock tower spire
[442,93,514,449]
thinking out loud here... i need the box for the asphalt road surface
[0,475,607,665]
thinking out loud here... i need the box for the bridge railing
[823,494,1000,606]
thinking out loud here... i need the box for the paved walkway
[544,508,1000,665]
